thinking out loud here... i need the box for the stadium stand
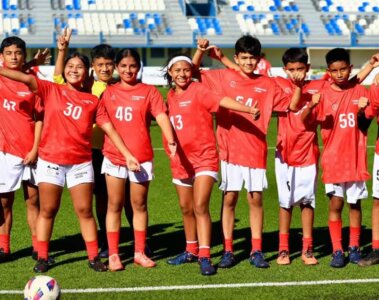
[0,0,378,47]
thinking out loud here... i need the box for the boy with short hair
[193,36,303,268]
[0,36,43,261]
[302,48,370,268]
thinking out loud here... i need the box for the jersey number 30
[63,103,82,120]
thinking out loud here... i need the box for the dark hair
[163,54,193,87]
[235,35,261,56]
[282,48,308,65]
[62,51,90,82]
[0,36,26,55]
[325,48,350,66]
[90,44,115,62]
[115,48,141,69]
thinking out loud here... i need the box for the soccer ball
[24,275,61,300]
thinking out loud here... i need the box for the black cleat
[358,249,379,267]
[33,258,49,273]
[88,256,107,272]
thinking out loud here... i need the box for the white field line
[153,145,376,151]
[5,278,379,295]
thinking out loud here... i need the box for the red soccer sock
[185,241,199,255]
[85,240,98,261]
[372,240,379,250]
[0,234,10,253]
[198,246,210,258]
[279,233,289,252]
[37,240,49,260]
[349,226,361,248]
[134,230,146,253]
[107,231,120,256]
[32,235,37,252]
[329,219,343,252]
[251,238,262,253]
[302,237,313,252]
[224,238,233,253]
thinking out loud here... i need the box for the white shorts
[37,157,94,188]
[219,160,267,192]
[372,153,379,199]
[101,156,153,183]
[173,170,218,187]
[275,151,316,208]
[325,181,368,204]
[0,152,37,193]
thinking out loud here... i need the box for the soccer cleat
[88,256,108,272]
[358,249,379,267]
[167,251,198,265]
[0,248,10,263]
[33,258,49,273]
[249,251,269,268]
[276,250,290,265]
[108,254,124,272]
[199,257,216,276]
[330,250,345,268]
[32,251,55,265]
[301,249,318,265]
[218,251,236,268]
[134,252,156,268]
[348,246,361,264]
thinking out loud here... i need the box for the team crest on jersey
[284,87,292,94]
[179,100,191,107]
[17,91,31,97]
[332,103,338,111]
[254,87,267,93]
[82,100,94,104]
[131,96,145,101]
[229,81,237,88]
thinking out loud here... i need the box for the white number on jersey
[115,106,133,122]
[339,113,355,128]
[3,99,16,111]
[170,115,183,130]
[63,102,82,120]
[236,96,253,107]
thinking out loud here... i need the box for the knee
[132,199,147,213]
[40,206,59,219]
[193,203,209,216]
[107,197,124,213]
[76,206,94,219]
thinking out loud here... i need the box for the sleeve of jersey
[199,69,223,95]
[272,80,291,112]
[95,96,110,127]
[53,74,65,85]
[35,77,53,103]
[368,84,379,118]
[34,95,44,121]
[198,84,221,113]
[149,86,167,117]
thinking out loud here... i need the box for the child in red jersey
[100,48,176,271]
[0,50,139,273]
[302,48,370,268]
[0,36,43,262]
[164,54,260,276]
[193,37,303,269]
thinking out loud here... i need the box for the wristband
[168,142,176,146]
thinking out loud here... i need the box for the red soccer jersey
[100,82,167,165]
[369,84,379,155]
[201,69,291,169]
[311,83,369,183]
[0,75,43,158]
[167,82,220,179]
[36,78,104,164]
[275,78,327,167]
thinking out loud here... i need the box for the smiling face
[64,56,88,88]
[116,56,140,86]
[0,44,25,70]
[327,60,352,87]
[233,52,260,76]
[168,60,193,92]
[92,57,115,83]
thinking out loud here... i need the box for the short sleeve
[149,86,167,117]
[272,81,291,112]
[95,99,110,127]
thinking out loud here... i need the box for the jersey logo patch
[254,87,267,93]
[82,100,94,104]
[352,99,359,105]
[307,89,319,94]
[17,91,31,97]
[131,96,145,101]
[179,100,192,107]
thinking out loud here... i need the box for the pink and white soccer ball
[24,275,60,300]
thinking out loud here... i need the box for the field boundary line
[5,278,379,294]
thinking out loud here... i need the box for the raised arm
[208,46,240,71]
[192,38,210,70]
[54,27,72,77]
[22,48,51,73]
[285,70,306,111]
[354,52,379,83]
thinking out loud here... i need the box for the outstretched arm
[0,67,37,92]
[220,97,260,120]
